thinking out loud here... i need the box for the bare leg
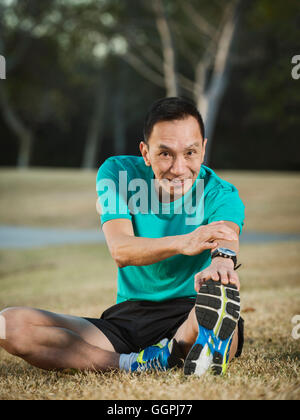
[0,307,119,371]
[173,306,238,362]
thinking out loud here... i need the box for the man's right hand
[179,221,238,256]
[102,219,238,268]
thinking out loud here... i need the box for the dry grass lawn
[0,168,299,233]
[0,241,299,400]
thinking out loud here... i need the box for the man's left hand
[194,257,240,292]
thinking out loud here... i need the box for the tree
[0,0,73,167]
[183,1,242,164]
[111,0,242,165]
[0,1,36,167]
[152,0,178,97]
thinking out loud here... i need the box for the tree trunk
[0,54,6,79]
[0,84,34,168]
[113,91,126,155]
[200,69,230,166]
[153,0,178,96]
[195,2,241,165]
[17,130,33,168]
[81,83,106,169]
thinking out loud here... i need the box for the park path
[0,225,300,249]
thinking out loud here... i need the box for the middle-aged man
[0,97,245,377]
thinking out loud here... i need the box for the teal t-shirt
[96,155,245,303]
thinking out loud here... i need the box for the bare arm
[102,218,180,267]
[194,221,241,291]
[102,218,238,268]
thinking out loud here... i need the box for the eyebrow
[158,142,200,150]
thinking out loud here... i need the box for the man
[0,97,244,377]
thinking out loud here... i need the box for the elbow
[116,259,127,269]
[111,245,128,268]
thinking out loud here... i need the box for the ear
[201,138,208,163]
[139,141,151,166]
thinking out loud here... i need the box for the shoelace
[137,355,165,372]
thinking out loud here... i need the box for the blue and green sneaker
[184,279,240,376]
[130,338,184,372]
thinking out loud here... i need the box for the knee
[0,307,34,356]
[0,306,30,327]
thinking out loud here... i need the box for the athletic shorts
[84,298,244,357]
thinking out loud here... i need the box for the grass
[0,168,300,400]
[0,168,99,229]
[0,241,299,400]
[0,168,299,232]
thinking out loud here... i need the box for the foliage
[0,0,299,169]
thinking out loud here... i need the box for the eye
[160,151,170,157]
[186,150,196,156]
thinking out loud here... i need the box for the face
[139,116,207,201]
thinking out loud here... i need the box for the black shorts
[84,298,244,357]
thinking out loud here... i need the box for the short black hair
[143,97,205,143]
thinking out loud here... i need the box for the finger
[194,270,214,292]
[195,271,210,283]
[206,227,238,242]
[194,272,203,288]
[210,244,219,253]
[216,228,238,241]
[208,221,225,225]
[202,241,218,250]
[194,275,204,292]
[228,272,240,291]
[203,270,220,282]
[218,269,229,285]
[210,271,220,281]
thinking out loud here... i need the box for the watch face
[218,248,236,257]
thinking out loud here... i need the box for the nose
[170,155,186,176]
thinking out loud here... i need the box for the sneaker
[184,279,240,376]
[130,338,184,372]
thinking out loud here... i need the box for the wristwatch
[211,247,241,270]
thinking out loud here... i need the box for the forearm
[112,234,181,267]
[211,237,239,268]
[210,221,240,268]
[106,219,238,268]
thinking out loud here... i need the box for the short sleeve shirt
[96,155,245,303]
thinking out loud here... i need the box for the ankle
[119,352,139,372]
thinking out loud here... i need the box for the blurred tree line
[0,0,299,170]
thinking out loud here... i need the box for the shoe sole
[184,280,240,376]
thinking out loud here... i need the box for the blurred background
[0,0,299,170]
[0,1,300,400]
